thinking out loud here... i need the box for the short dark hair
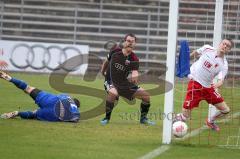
[73,98,80,108]
[124,33,137,41]
[225,38,234,48]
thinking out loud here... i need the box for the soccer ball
[172,121,188,138]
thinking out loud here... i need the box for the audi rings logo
[114,63,125,71]
[10,43,83,71]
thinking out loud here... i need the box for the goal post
[162,0,179,144]
[208,0,224,128]
[213,0,224,48]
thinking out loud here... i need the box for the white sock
[208,104,218,123]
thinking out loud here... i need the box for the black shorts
[104,80,139,100]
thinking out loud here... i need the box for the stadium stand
[0,0,239,75]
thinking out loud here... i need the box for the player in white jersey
[175,39,233,131]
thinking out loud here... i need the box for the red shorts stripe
[183,80,224,110]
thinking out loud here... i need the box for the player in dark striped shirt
[100,33,155,125]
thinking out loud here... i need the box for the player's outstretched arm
[101,60,109,76]
[190,50,201,62]
[212,79,224,89]
[130,70,139,84]
[190,50,199,58]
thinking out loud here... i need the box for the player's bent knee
[142,93,150,103]
[215,102,230,114]
[145,97,150,103]
[141,90,150,102]
[107,90,119,102]
[108,88,118,96]
[25,86,35,94]
[134,88,150,102]
[221,106,230,114]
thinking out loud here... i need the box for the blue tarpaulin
[176,40,190,78]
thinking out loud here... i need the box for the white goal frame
[162,0,224,144]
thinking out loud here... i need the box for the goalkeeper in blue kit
[0,71,80,122]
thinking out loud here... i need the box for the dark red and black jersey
[106,47,139,89]
[107,47,139,62]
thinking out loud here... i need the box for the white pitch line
[177,112,240,141]
[138,112,240,159]
[137,145,170,159]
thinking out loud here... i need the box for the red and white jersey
[189,45,228,88]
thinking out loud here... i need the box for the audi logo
[10,43,84,71]
[114,63,125,71]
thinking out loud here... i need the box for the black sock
[105,101,114,120]
[140,101,150,120]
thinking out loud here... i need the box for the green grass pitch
[0,73,239,159]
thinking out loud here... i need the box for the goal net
[164,0,240,147]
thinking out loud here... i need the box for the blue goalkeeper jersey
[34,91,80,122]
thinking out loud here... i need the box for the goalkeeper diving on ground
[0,71,80,122]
